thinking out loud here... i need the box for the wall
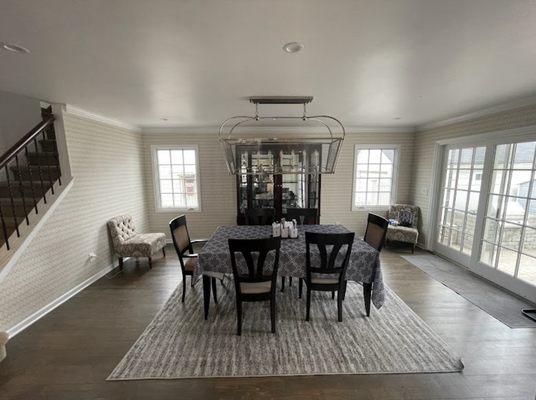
[143,130,415,239]
[0,113,148,332]
[142,132,236,239]
[411,104,536,248]
[0,90,42,155]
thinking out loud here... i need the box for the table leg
[203,275,211,320]
[363,282,372,317]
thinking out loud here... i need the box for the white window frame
[151,145,202,213]
[351,144,400,212]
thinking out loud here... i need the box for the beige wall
[411,104,536,248]
[143,130,415,239]
[142,132,236,239]
[0,114,148,332]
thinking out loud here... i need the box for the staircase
[0,108,62,250]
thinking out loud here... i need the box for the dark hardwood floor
[1,246,535,399]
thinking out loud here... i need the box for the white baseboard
[6,261,117,338]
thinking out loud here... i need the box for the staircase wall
[0,111,148,333]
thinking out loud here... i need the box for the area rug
[107,282,463,380]
[402,255,536,329]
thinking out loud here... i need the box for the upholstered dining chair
[107,215,167,269]
[169,215,222,303]
[244,208,275,225]
[304,231,355,322]
[228,237,281,335]
[364,213,389,251]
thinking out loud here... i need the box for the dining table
[196,224,385,319]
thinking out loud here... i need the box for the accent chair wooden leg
[363,282,372,317]
[118,257,123,270]
[203,275,211,320]
[412,243,416,254]
[289,277,293,287]
[306,288,311,321]
[148,257,152,269]
[298,278,303,299]
[211,277,218,304]
[281,276,285,292]
[332,290,335,299]
[162,247,166,257]
[182,275,186,302]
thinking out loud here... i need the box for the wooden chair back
[284,208,318,225]
[305,232,354,282]
[244,208,275,225]
[169,215,193,260]
[364,213,389,251]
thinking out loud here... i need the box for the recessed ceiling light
[283,42,303,54]
[160,117,168,121]
[1,42,30,54]
[394,117,401,120]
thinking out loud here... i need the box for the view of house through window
[481,141,536,286]
[353,146,397,208]
[154,147,200,210]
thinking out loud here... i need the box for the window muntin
[438,146,486,254]
[154,147,200,211]
[480,141,536,285]
[353,147,397,208]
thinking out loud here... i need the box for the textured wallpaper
[411,104,536,247]
[0,114,148,331]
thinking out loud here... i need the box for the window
[353,146,398,209]
[480,141,536,285]
[152,146,200,211]
[437,146,486,255]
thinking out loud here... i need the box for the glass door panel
[437,146,486,256]
[479,141,536,285]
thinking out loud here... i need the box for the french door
[436,145,486,265]
[434,138,536,302]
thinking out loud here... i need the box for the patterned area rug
[108,282,463,380]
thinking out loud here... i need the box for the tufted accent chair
[386,204,419,253]
[107,215,167,269]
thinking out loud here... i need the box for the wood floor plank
[0,247,535,399]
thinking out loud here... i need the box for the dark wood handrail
[0,116,55,167]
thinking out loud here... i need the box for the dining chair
[364,213,389,251]
[169,215,222,303]
[281,207,318,293]
[244,208,275,225]
[304,231,355,322]
[228,237,281,335]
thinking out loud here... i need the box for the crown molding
[417,95,536,132]
[141,125,415,135]
[63,105,141,132]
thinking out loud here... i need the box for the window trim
[351,144,400,212]
[151,144,202,213]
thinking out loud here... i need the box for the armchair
[386,204,419,253]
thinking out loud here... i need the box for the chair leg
[118,257,123,270]
[306,288,311,321]
[182,275,186,302]
[337,289,343,322]
[211,277,218,304]
[298,278,303,299]
[412,243,416,254]
[281,276,285,292]
[270,297,276,333]
[342,280,347,301]
[236,300,242,336]
[148,257,152,269]
[289,277,292,287]
[162,247,166,257]
[332,290,335,299]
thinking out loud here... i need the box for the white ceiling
[1,0,536,129]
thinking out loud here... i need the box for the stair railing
[0,115,61,250]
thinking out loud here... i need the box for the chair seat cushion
[117,233,167,258]
[386,225,418,244]
[184,257,197,272]
[311,277,339,284]
[240,281,272,294]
